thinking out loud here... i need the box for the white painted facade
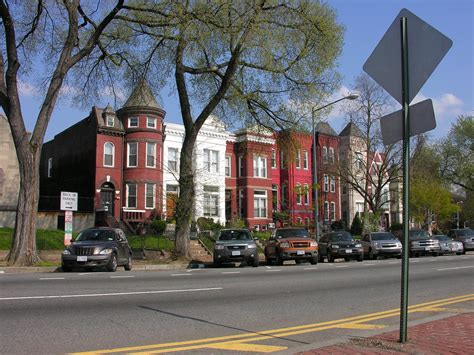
[163,116,230,224]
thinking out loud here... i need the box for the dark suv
[61,227,132,272]
[448,228,474,253]
[318,231,363,262]
[213,229,259,267]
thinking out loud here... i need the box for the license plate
[77,256,87,262]
[345,249,352,253]
[297,250,305,255]
[231,251,240,256]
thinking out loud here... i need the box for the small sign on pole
[61,191,78,246]
[64,210,73,246]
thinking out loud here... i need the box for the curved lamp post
[312,94,359,239]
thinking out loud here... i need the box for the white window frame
[168,147,179,172]
[225,155,231,177]
[47,158,53,178]
[330,202,336,221]
[322,146,328,164]
[126,183,137,208]
[330,176,335,193]
[106,115,114,127]
[103,142,115,167]
[323,174,329,192]
[204,149,219,173]
[329,147,335,164]
[296,149,301,169]
[295,183,302,205]
[146,117,156,129]
[128,117,138,128]
[303,150,308,169]
[253,155,267,178]
[253,190,267,218]
[304,184,309,205]
[146,142,156,168]
[203,186,219,217]
[324,201,330,221]
[145,183,156,209]
[355,152,364,170]
[127,142,138,167]
[238,156,243,177]
[271,150,277,169]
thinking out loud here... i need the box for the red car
[264,227,318,265]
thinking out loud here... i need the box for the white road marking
[437,266,474,271]
[110,276,135,279]
[265,266,272,269]
[266,269,282,272]
[222,271,240,274]
[0,287,223,301]
[39,278,65,280]
[171,274,191,276]
[411,260,419,263]
[0,270,4,274]
[388,262,398,264]
[336,265,349,268]
[363,263,376,266]
[304,267,318,270]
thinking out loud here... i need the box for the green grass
[128,235,174,251]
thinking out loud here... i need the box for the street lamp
[456,201,463,229]
[312,94,359,240]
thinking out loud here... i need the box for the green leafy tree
[350,214,363,236]
[123,1,344,258]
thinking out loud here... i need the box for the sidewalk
[298,312,473,354]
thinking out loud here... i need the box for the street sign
[64,210,73,246]
[60,191,78,211]
[380,99,436,145]
[363,8,452,105]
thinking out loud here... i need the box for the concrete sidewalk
[298,313,473,354]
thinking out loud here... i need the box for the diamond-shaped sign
[364,8,452,105]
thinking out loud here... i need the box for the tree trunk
[7,145,41,266]
[174,132,197,259]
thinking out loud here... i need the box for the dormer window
[129,117,138,128]
[106,115,114,127]
[146,117,156,129]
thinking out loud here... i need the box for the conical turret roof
[123,79,161,109]
[339,121,364,138]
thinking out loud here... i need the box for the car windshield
[409,230,430,240]
[275,229,309,239]
[329,232,353,242]
[76,229,115,241]
[218,230,251,241]
[371,232,396,241]
[454,229,474,236]
[434,235,450,241]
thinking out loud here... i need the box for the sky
[17,0,474,142]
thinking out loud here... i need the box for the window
[146,117,156,128]
[126,183,137,208]
[329,147,335,164]
[323,174,329,192]
[127,142,138,167]
[296,183,302,205]
[355,152,363,170]
[253,190,267,218]
[47,158,53,178]
[145,183,155,209]
[356,202,364,216]
[106,115,114,127]
[272,184,278,211]
[168,147,179,172]
[322,146,328,164]
[146,142,156,168]
[128,117,138,127]
[330,176,335,193]
[304,184,309,205]
[303,150,308,169]
[271,150,277,169]
[225,156,231,177]
[204,149,219,173]
[103,142,114,167]
[167,184,179,194]
[296,149,301,169]
[203,186,219,217]
[324,201,329,221]
[238,156,243,177]
[330,202,336,221]
[253,156,267,178]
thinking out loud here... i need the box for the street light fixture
[456,201,463,229]
[312,94,359,240]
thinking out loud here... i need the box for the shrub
[150,219,167,235]
[331,220,346,231]
[350,214,363,236]
[389,223,403,232]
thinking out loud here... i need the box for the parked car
[361,232,402,259]
[61,227,132,272]
[433,235,464,255]
[407,229,441,257]
[448,228,474,253]
[318,231,363,262]
[213,229,259,267]
[264,227,318,265]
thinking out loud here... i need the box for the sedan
[433,235,464,255]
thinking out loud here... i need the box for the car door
[319,235,328,256]
[115,230,128,263]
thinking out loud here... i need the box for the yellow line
[71,293,474,355]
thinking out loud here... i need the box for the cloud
[101,85,126,102]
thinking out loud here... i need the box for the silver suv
[361,232,402,259]
[408,230,441,257]
[213,229,259,267]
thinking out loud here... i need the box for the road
[1,254,473,354]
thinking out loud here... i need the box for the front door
[100,183,115,216]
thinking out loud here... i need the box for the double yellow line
[73,293,473,354]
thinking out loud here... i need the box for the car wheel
[327,253,333,263]
[456,252,462,255]
[462,250,466,255]
[344,257,350,262]
[357,254,364,262]
[432,252,439,257]
[295,259,302,264]
[62,264,72,272]
[107,254,118,272]
[368,249,374,260]
[318,252,324,263]
[124,254,132,271]
[310,257,318,265]
[275,253,283,266]
[252,258,259,267]
[213,260,222,268]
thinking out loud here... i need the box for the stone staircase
[190,240,212,263]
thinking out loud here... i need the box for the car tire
[252,258,259,267]
[275,253,283,266]
[368,249,374,260]
[309,257,318,265]
[456,252,462,255]
[462,250,466,255]
[432,252,439,257]
[357,254,364,262]
[62,264,72,272]
[318,253,324,263]
[327,253,333,263]
[124,254,132,271]
[344,257,350,262]
[213,260,222,268]
[295,259,302,264]
[107,254,118,272]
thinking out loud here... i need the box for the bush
[226,218,246,229]
[253,231,271,241]
[389,223,403,232]
[350,215,363,236]
[150,219,167,235]
[331,220,346,231]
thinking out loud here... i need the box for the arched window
[104,142,114,167]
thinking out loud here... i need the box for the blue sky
[18,0,473,142]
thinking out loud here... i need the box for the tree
[0,1,125,265]
[339,73,399,229]
[123,1,344,258]
[437,115,474,192]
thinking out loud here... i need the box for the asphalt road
[1,254,473,355]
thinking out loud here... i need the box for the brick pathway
[299,313,473,354]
